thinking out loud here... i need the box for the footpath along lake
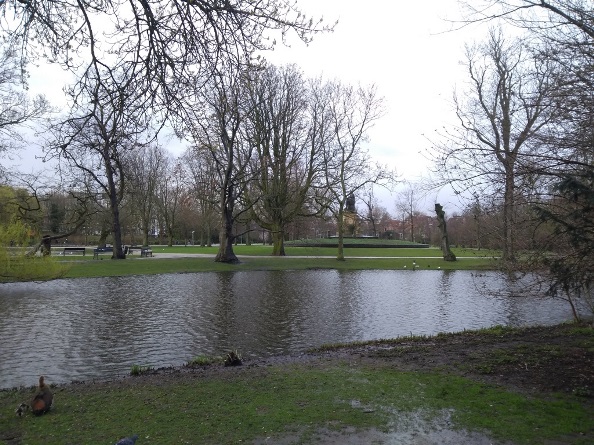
[0,269,573,389]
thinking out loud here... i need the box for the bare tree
[457,1,594,319]
[155,155,185,247]
[2,0,331,137]
[0,47,50,175]
[182,146,219,246]
[46,66,153,259]
[321,80,392,261]
[431,28,556,261]
[359,185,388,237]
[182,71,253,263]
[244,64,326,256]
[126,144,166,246]
[395,181,422,243]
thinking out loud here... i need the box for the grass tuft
[130,364,154,376]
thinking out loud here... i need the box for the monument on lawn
[343,193,359,237]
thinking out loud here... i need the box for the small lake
[0,270,573,389]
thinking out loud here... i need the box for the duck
[31,376,53,416]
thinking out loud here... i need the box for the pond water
[0,270,573,389]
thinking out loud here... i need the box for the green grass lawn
[57,245,498,279]
[1,350,591,445]
[152,243,500,258]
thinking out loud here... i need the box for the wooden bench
[93,247,113,259]
[127,246,153,257]
[62,247,86,256]
[127,245,141,255]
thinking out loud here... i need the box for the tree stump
[435,203,457,262]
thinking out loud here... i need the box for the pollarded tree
[244,64,326,256]
[321,80,393,261]
[431,28,557,262]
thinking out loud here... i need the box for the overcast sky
[262,0,486,212]
[18,0,488,214]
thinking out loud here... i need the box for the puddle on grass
[252,409,512,445]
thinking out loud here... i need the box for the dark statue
[346,193,356,213]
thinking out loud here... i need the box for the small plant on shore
[224,350,242,367]
[130,364,154,376]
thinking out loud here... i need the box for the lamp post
[191,230,195,246]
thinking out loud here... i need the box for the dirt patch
[345,323,594,398]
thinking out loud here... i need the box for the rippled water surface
[0,270,572,388]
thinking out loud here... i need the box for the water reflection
[0,270,572,388]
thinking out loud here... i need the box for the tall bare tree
[431,28,556,261]
[2,0,331,137]
[126,144,166,246]
[359,185,385,238]
[244,64,326,256]
[395,181,422,243]
[0,47,50,176]
[155,154,185,247]
[182,71,253,263]
[321,80,392,261]
[46,66,152,259]
[182,146,219,246]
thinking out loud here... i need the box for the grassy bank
[138,244,500,258]
[1,323,592,445]
[58,246,498,279]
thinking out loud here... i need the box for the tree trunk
[106,164,126,259]
[502,164,516,262]
[110,203,126,259]
[142,228,149,247]
[98,227,110,248]
[215,207,239,264]
[271,228,286,256]
[41,235,52,256]
[337,205,346,261]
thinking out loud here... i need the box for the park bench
[93,246,114,259]
[62,247,86,256]
[127,245,153,257]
